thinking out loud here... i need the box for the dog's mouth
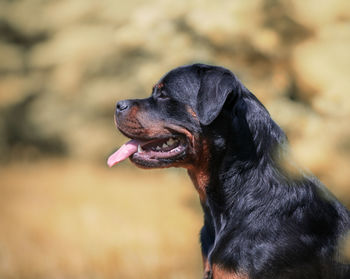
[107,135,188,168]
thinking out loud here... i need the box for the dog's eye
[157,91,169,100]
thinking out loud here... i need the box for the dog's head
[108,63,284,171]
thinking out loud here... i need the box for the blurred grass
[0,160,203,279]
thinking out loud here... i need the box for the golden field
[0,161,203,279]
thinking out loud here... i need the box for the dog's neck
[189,153,277,237]
[189,120,292,218]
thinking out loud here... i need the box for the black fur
[114,64,350,278]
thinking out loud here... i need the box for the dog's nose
[116,100,130,113]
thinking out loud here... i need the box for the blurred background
[0,0,349,278]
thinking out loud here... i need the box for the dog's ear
[195,68,238,125]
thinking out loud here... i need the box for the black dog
[108,64,350,279]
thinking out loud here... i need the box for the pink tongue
[107,139,141,167]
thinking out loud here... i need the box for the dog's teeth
[138,145,143,153]
[167,138,175,145]
[162,143,168,148]
[156,146,161,151]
